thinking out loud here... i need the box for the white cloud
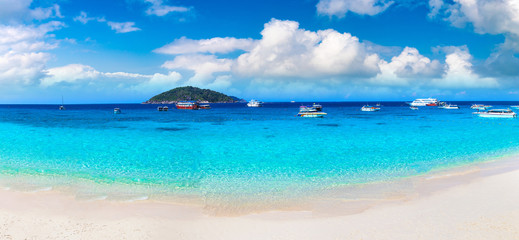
[373,47,442,86]
[41,64,183,93]
[107,21,141,33]
[162,54,232,85]
[0,0,62,22]
[73,11,96,24]
[234,19,380,78]
[154,37,256,55]
[316,0,394,18]
[431,46,498,88]
[0,21,63,86]
[143,0,190,16]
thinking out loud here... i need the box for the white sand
[1,161,519,239]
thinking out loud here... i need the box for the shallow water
[1,102,519,211]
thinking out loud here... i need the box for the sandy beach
[1,158,519,240]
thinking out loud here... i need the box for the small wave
[29,186,53,193]
[122,195,149,202]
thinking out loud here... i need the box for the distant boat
[410,106,418,110]
[361,105,380,112]
[438,104,460,109]
[157,106,168,111]
[59,96,65,110]
[409,98,439,107]
[290,101,295,103]
[297,106,327,118]
[473,109,516,118]
[114,108,121,114]
[247,99,262,107]
[176,101,199,110]
[511,105,519,109]
[199,104,211,109]
[470,104,491,110]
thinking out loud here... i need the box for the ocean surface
[1,102,519,211]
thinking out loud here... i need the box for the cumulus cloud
[107,21,141,33]
[143,0,190,16]
[0,0,62,22]
[431,46,498,88]
[41,64,183,93]
[162,54,232,86]
[234,19,380,78]
[373,47,442,86]
[154,37,256,55]
[316,0,394,17]
[0,21,63,86]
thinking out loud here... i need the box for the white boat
[474,109,516,118]
[470,104,491,110]
[361,105,380,112]
[297,106,327,118]
[114,108,121,114]
[410,106,418,110]
[409,98,439,107]
[59,96,65,110]
[247,99,262,107]
[439,104,459,109]
[511,105,519,109]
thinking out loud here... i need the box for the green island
[142,86,243,104]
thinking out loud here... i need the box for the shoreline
[1,155,519,239]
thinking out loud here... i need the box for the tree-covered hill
[143,86,242,103]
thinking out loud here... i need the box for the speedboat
[409,98,439,107]
[114,108,121,114]
[199,104,211,109]
[297,106,327,118]
[473,109,516,118]
[470,104,491,110]
[439,104,459,109]
[247,99,262,107]
[361,105,380,112]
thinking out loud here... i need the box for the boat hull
[298,112,327,118]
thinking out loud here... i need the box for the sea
[1,102,519,213]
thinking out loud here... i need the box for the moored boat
[470,104,491,110]
[114,108,121,114]
[361,105,380,112]
[199,104,211,109]
[439,104,459,109]
[473,109,516,118]
[176,101,199,110]
[409,98,439,107]
[247,99,262,107]
[410,106,418,110]
[297,106,327,118]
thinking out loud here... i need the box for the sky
[0,0,519,103]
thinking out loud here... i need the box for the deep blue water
[1,101,519,208]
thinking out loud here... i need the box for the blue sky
[0,0,518,103]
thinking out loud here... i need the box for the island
[142,86,243,104]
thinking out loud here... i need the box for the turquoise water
[1,102,519,210]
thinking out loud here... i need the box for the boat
[59,96,65,110]
[290,101,295,103]
[157,106,168,111]
[114,108,121,114]
[176,101,199,110]
[409,98,439,107]
[511,106,519,109]
[470,104,491,110]
[247,99,262,107]
[361,105,380,112]
[297,106,327,118]
[473,109,516,118]
[410,106,418,110]
[199,104,211,109]
[312,103,322,111]
[438,104,459,109]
